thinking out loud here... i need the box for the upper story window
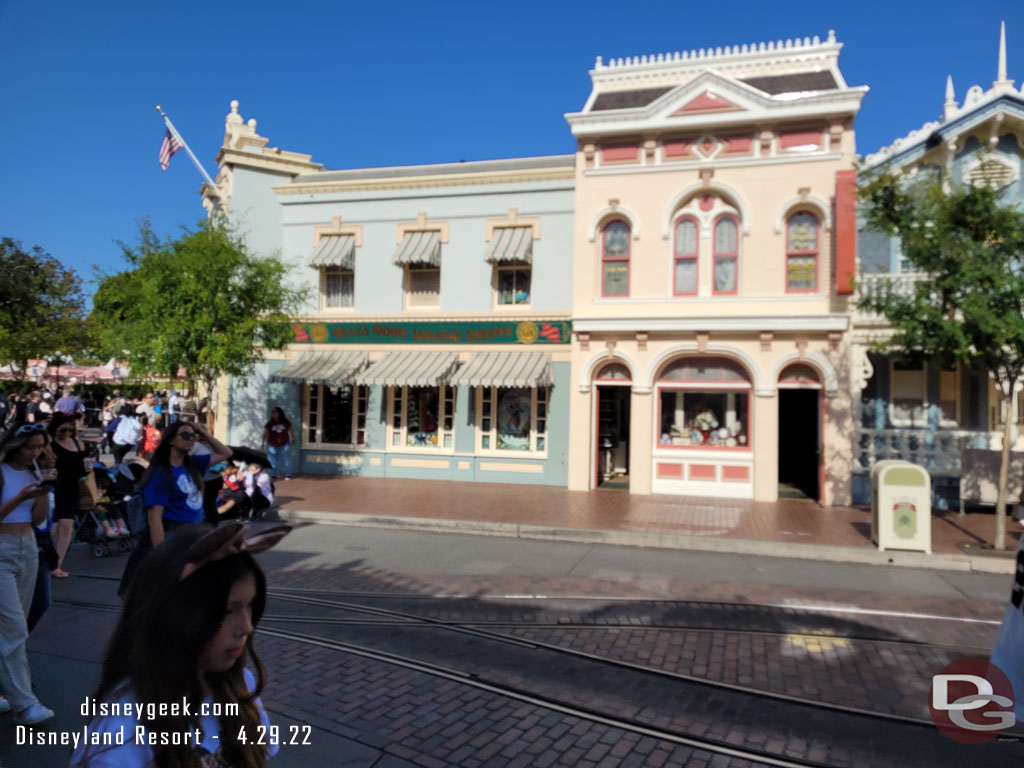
[673,218,698,296]
[712,215,738,294]
[786,212,819,292]
[324,267,354,308]
[601,220,630,297]
[486,226,534,308]
[497,265,531,306]
[405,263,440,309]
[393,224,444,310]
[309,231,358,310]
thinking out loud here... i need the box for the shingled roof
[739,71,838,95]
[590,87,672,111]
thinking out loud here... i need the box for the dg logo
[930,658,1015,743]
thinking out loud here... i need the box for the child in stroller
[73,463,138,558]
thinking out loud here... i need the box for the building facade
[852,24,1024,506]
[563,33,863,504]
[207,104,576,485]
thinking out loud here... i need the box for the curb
[276,508,1015,575]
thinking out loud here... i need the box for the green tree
[858,175,1024,550]
[91,217,308,425]
[0,238,92,377]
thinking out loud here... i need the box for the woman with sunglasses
[46,414,91,578]
[0,422,56,724]
[118,420,233,598]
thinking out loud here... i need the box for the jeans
[27,550,50,632]
[0,532,41,710]
[266,443,291,478]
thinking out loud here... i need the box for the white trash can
[871,460,932,554]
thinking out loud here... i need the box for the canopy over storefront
[308,235,356,269]
[269,350,368,385]
[450,351,552,388]
[484,227,533,264]
[358,351,459,386]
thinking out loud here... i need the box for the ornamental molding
[396,212,449,244]
[313,216,364,248]
[583,151,845,177]
[588,203,641,242]
[578,350,641,393]
[772,193,832,233]
[484,208,542,240]
[573,315,849,333]
[767,351,839,397]
[217,146,322,176]
[643,342,766,393]
[962,152,1020,190]
[274,166,575,196]
[662,180,751,237]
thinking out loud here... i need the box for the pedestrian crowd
[0,381,294,763]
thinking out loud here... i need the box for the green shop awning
[450,351,552,388]
[269,351,367,386]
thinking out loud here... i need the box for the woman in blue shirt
[118,420,232,597]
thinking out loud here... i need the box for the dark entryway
[778,388,820,501]
[596,386,630,489]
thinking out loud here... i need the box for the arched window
[596,363,631,381]
[786,212,819,292]
[673,218,698,296]
[656,357,751,448]
[713,215,738,294]
[778,363,821,388]
[601,220,630,297]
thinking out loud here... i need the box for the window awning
[269,351,368,385]
[450,352,552,388]
[358,351,459,387]
[308,235,355,269]
[484,227,533,264]
[392,231,441,266]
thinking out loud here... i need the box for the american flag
[539,323,561,343]
[158,128,183,170]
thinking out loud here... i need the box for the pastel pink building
[564,32,864,504]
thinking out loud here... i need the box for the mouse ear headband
[180,522,291,581]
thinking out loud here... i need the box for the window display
[391,386,454,449]
[658,391,749,447]
[478,387,549,453]
[497,266,531,305]
[406,387,440,447]
[497,388,531,450]
[306,384,367,447]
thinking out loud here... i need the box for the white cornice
[273,166,575,196]
[584,151,845,178]
[217,147,322,176]
[572,315,849,332]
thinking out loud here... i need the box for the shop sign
[292,320,572,345]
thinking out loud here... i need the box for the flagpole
[155,105,226,214]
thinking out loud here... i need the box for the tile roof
[739,71,838,95]
[590,87,672,111]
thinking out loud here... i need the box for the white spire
[943,75,958,120]
[994,21,1015,92]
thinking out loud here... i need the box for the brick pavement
[273,475,1021,558]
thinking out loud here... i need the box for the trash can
[871,460,931,553]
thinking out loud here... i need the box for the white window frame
[888,361,959,428]
[321,267,354,310]
[475,386,549,457]
[386,385,456,453]
[404,263,440,309]
[493,263,532,309]
[304,384,368,449]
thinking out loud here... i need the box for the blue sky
[1,1,1020,303]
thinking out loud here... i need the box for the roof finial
[994,21,1014,91]
[943,75,958,120]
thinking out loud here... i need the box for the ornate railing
[853,427,1007,477]
[853,272,930,325]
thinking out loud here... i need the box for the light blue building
[850,24,1024,506]
[206,101,575,486]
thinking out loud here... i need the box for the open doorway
[778,388,821,501]
[596,386,630,490]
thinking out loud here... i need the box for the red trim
[601,220,631,297]
[594,388,601,489]
[602,145,639,163]
[780,130,822,149]
[721,136,752,154]
[663,141,690,158]
[673,91,742,114]
[819,390,826,506]
[784,211,819,294]
[689,464,716,480]
[722,466,750,482]
[672,216,699,296]
[655,371,753,452]
[657,463,684,478]
[835,170,857,295]
[712,214,739,296]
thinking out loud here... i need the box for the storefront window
[478,387,548,454]
[306,384,368,447]
[656,357,751,449]
[388,386,454,449]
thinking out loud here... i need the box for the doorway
[596,386,630,489]
[778,388,821,501]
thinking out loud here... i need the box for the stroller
[73,461,145,558]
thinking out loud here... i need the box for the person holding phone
[0,422,56,724]
[118,420,233,597]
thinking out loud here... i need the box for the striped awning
[484,227,533,264]
[269,351,368,385]
[450,352,552,388]
[358,351,459,387]
[392,231,441,266]
[308,235,355,269]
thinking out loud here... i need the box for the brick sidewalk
[272,475,1020,558]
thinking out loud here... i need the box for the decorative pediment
[672,90,743,115]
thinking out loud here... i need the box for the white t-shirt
[990,536,1024,719]
[69,668,278,767]
[1,464,38,524]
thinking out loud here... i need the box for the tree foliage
[858,174,1024,549]
[0,237,92,375]
[90,218,308,416]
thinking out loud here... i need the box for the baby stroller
[74,462,144,558]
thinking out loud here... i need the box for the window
[389,386,454,450]
[656,358,750,449]
[405,264,440,309]
[496,265,531,306]
[323,267,354,308]
[306,384,368,447]
[673,218,698,295]
[712,216,738,294]
[939,368,959,425]
[890,361,926,426]
[477,387,548,453]
[786,212,818,292]
[601,221,630,296]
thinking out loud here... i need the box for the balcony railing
[853,427,1015,476]
[853,272,930,325]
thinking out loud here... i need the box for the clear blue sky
[1,1,1020,304]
